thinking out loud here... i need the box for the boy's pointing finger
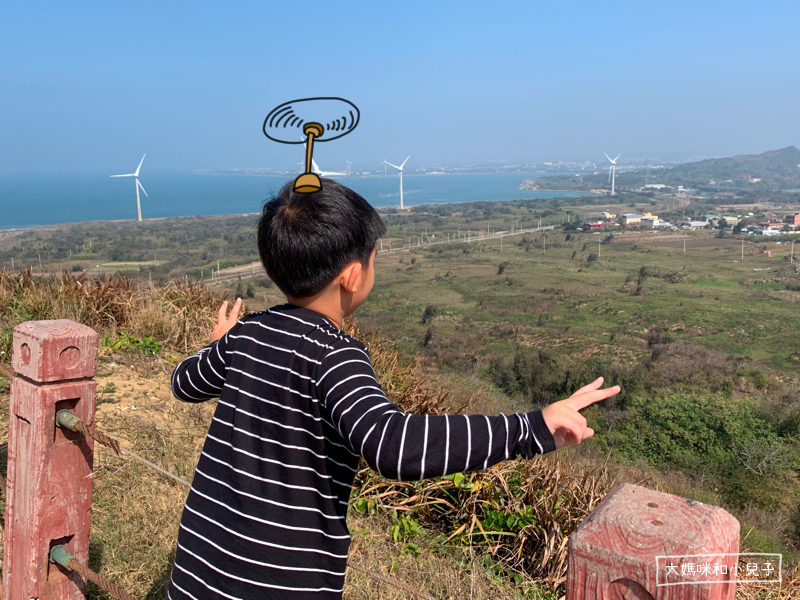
[217,301,229,322]
[228,298,242,324]
[570,377,604,397]
[566,385,620,411]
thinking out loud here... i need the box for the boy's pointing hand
[210,298,242,343]
[541,377,619,449]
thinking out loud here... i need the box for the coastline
[0,171,599,231]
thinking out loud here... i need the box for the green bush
[598,390,799,510]
[101,330,163,355]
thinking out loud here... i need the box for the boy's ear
[341,261,363,293]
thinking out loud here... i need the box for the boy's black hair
[257,178,387,298]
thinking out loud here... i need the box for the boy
[168,178,619,599]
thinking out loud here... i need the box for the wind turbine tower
[383,156,410,209]
[111,154,148,221]
[346,158,353,176]
[604,152,621,196]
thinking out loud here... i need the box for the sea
[0,171,596,230]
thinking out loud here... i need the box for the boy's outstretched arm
[317,340,619,481]
[171,300,241,403]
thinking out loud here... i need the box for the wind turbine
[383,156,410,209]
[300,140,347,176]
[111,154,148,221]
[345,158,353,176]
[604,152,620,196]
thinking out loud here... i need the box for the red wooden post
[3,320,98,600]
[566,483,739,600]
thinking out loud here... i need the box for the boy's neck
[285,294,346,330]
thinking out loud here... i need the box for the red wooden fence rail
[3,320,97,600]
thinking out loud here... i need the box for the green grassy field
[358,231,799,372]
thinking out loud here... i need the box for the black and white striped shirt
[167,304,556,600]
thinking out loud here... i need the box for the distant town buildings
[621,213,642,225]
[721,216,740,226]
[602,212,616,219]
[641,216,660,228]
[785,214,800,226]
[583,220,606,231]
[620,212,661,227]
[679,221,710,230]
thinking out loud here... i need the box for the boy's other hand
[210,298,242,343]
[541,377,620,449]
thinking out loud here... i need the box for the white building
[641,217,660,228]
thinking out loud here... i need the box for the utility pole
[543,234,546,253]
[599,240,601,258]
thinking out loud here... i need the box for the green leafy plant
[390,515,424,543]
[101,330,163,355]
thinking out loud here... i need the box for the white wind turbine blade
[136,179,148,197]
[385,162,401,170]
[604,152,613,163]
[110,173,135,177]
[134,154,146,177]
[613,154,621,162]
[399,155,410,169]
[608,167,612,183]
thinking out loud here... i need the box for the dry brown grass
[0,269,236,355]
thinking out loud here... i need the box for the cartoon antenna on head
[263,97,360,193]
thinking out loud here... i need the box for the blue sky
[1,1,798,174]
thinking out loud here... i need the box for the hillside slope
[655,146,800,188]
[529,146,800,191]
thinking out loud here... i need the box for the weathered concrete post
[566,483,739,600]
[3,320,98,600]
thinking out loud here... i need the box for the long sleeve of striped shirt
[316,338,556,481]
[171,330,234,403]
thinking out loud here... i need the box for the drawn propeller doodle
[263,98,360,193]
